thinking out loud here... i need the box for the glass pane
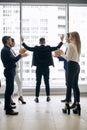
[69,5,87,85]
[21,5,67,88]
[0,3,20,90]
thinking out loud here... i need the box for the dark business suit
[1,45,21,112]
[22,42,63,97]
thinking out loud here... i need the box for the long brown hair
[70,31,81,56]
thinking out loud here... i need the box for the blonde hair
[70,31,81,56]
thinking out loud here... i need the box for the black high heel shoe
[11,101,16,105]
[62,103,70,115]
[10,97,16,105]
[73,104,81,116]
[18,97,26,104]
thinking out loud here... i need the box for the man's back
[21,37,63,67]
[33,45,53,67]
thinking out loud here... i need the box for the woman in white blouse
[10,38,26,105]
[55,32,81,116]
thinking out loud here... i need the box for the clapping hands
[53,49,63,57]
[19,48,28,58]
[19,48,26,54]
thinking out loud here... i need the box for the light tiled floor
[0,95,87,130]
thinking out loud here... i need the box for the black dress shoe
[47,96,51,102]
[4,105,16,110]
[61,99,66,102]
[61,99,71,103]
[6,110,18,115]
[11,102,16,105]
[11,106,16,109]
[34,97,39,103]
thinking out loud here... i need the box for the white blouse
[62,43,79,63]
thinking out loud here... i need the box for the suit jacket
[1,45,21,70]
[22,42,63,67]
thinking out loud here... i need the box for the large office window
[0,3,20,90]
[21,4,67,87]
[69,5,87,85]
[0,3,87,91]
[0,4,67,89]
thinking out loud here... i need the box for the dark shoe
[62,103,70,115]
[10,98,16,105]
[4,105,16,110]
[11,102,16,105]
[6,110,18,115]
[61,99,66,102]
[34,97,39,103]
[47,96,51,102]
[70,102,76,109]
[61,99,71,103]
[11,106,16,109]
[18,97,26,104]
[73,104,81,116]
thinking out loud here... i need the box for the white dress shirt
[62,43,79,63]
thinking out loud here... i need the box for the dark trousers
[65,70,67,86]
[35,66,50,97]
[66,61,80,103]
[4,68,16,111]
